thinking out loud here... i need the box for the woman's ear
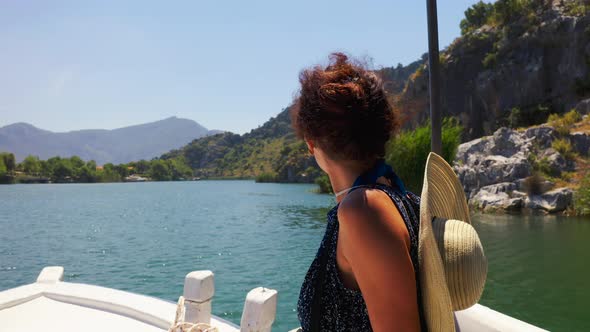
[305,139,315,156]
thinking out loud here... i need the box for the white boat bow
[0,266,277,332]
[0,266,550,332]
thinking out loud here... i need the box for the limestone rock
[470,189,510,212]
[570,132,590,155]
[545,149,567,175]
[524,126,555,149]
[469,182,518,212]
[489,127,529,157]
[455,137,488,165]
[455,125,576,214]
[503,198,524,212]
[575,98,590,115]
[455,154,531,197]
[524,188,573,213]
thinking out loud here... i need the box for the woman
[293,53,424,332]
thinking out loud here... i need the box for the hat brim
[419,152,472,332]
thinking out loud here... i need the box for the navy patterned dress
[297,183,424,331]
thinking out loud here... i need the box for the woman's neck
[327,162,369,203]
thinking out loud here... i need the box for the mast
[426,0,442,154]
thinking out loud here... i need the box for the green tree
[460,1,494,35]
[70,156,85,169]
[255,172,278,183]
[168,158,192,180]
[114,164,130,178]
[39,160,51,177]
[507,107,521,128]
[575,173,590,216]
[149,160,172,181]
[86,160,97,171]
[0,153,16,172]
[45,156,61,177]
[385,118,463,193]
[97,168,121,182]
[489,0,530,25]
[53,158,73,182]
[134,160,150,174]
[103,163,116,172]
[0,157,6,176]
[67,156,84,180]
[315,174,333,194]
[78,165,97,183]
[21,155,41,175]
[0,157,11,184]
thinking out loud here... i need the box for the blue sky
[0,0,483,134]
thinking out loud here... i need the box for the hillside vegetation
[159,109,321,181]
[398,0,590,139]
[157,0,590,187]
[158,61,420,184]
[0,152,193,184]
[8,0,587,192]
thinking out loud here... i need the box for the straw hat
[419,152,487,332]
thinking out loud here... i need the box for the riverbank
[0,154,195,184]
[1,176,249,185]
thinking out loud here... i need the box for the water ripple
[1,183,588,331]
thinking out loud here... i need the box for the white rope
[168,296,218,332]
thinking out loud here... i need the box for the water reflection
[472,213,590,331]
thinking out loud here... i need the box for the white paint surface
[240,287,278,332]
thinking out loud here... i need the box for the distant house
[96,166,104,171]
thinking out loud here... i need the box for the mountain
[160,0,590,183]
[396,0,590,140]
[0,117,220,164]
[161,109,322,182]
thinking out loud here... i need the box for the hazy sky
[0,0,483,134]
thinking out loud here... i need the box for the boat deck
[0,266,549,332]
[0,267,243,332]
[1,295,166,332]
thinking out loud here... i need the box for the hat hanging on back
[418,152,488,332]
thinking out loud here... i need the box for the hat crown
[432,218,487,310]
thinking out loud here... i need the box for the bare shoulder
[337,188,410,249]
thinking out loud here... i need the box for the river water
[0,181,588,331]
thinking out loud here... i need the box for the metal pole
[426,0,442,155]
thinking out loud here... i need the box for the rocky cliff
[398,1,590,140]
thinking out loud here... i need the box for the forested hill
[159,62,420,182]
[160,109,312,181]
[161,0,590,182]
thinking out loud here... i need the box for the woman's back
[297,184,425,331]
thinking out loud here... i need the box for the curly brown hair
[290,52,398,162]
